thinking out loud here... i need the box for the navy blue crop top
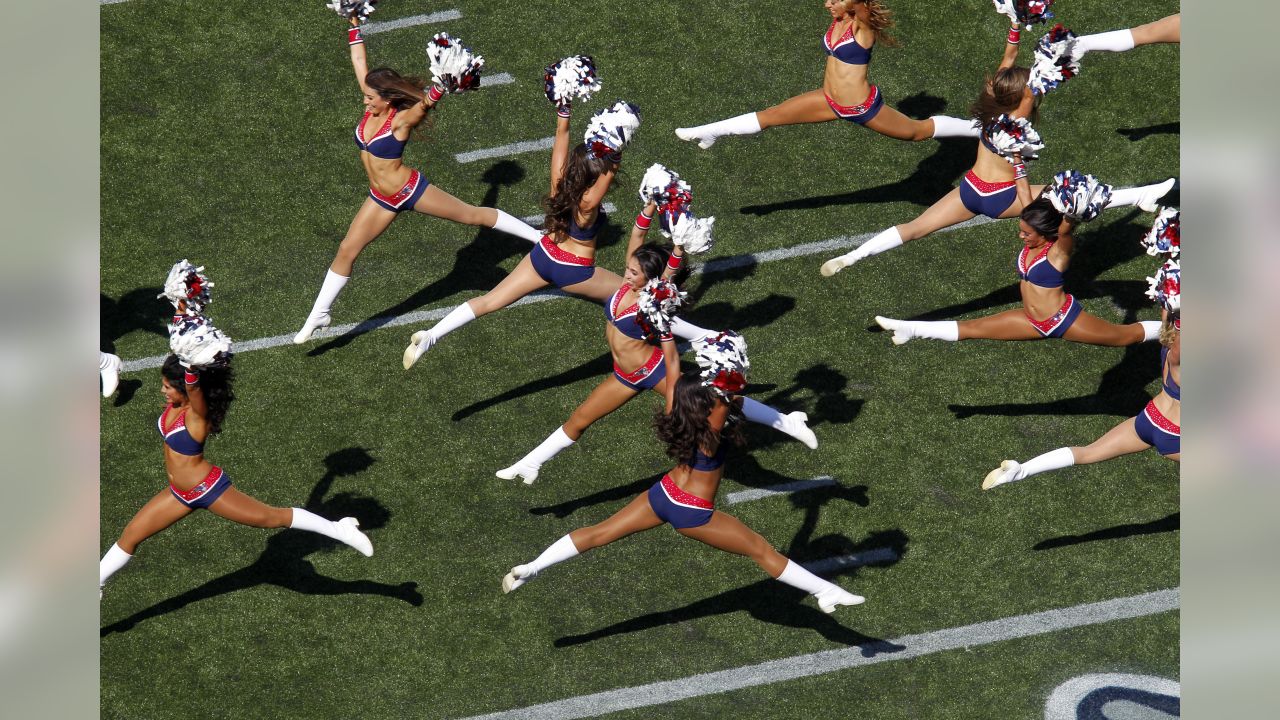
[567,210,607,241]
[823,20,872,65]
[1017,243,1064,289]
[604,283,648,341]
[354,108,408,160]
[1161,347,1180,401]
[690,443,727,472]
[158,405,203,456]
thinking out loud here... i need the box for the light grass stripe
[456,136,556,164]
[363,10,462,35]
[480,72,515,88]
[456,588,1179,720]
[117,212,997,373]
[724,476,838,505]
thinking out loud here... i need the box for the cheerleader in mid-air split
[502,333,863,615]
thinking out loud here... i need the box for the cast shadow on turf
[1116,122,1179,142]
[1033,511,1178,551]
[100,287,168,350]
[100,448,422,637]
[306,161,624,356]
[738,95,973,216]
[449,294,799,422]
[553,526,908,653]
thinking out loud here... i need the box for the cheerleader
[495,203,816,485]
[819,12,1174,277]
[674,1,980,149]
[1072,14,1180,59]
[100,352,122,398]
[501,335,864,616]
[293,13,544,344]
[873,198,1162,346]
[983,312,1179,490]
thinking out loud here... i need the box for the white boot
[402,331,435,369]
[334,517,374,557]
[874,316,914,345]
[496,463,540,485]
[502,564,535,593]
[982,460,1022,490]
[293,311,331,345]
[1137,178,1176,213]
[816,585,867,614]
[820,253,858,277]
[100,352,122,398]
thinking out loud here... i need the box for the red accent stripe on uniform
[1026,294,1075,335]
[609,284,638,321]
[538,236,593,266]
[660,474,714,510]
[1143,401,1181,435]
[369,170,421,208]
[964,170,1016,195]
[613,346,663,383]
[824,85,879,117]
[171,466,223,502]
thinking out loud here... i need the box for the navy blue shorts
[959,171,1017,219]
[647,475,714,529]
[614,347,666,391]
[170,467,232,509]
[1027,294,1083,338]
[1134,401,1180,456]
[370,170,430,213]
[530,236,596,288]
[825,86,884,126]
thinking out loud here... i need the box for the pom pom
[543,55,601,107]
[327,0,377,21]
[993,0,1055,29]
[169,316,234,369]
[426,33,484,93]
[1145,258,1181,313]
[693,331,750,399]
[1028,25,1080,96]
[671,213,716,255]
[639,163,678,204]
[1141,207,1180,258]
[584,100,641,160]
[636,278,687,340]
[983,114,1044,164]
[158,259,214,314]
[1046,170,1112,222]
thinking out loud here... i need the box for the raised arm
[348,17,371,89]
[998,18,1022,71]
[627,200,658,260]
[181,367,209,427]
[549,108,573,195]
[1052,216,1077,257]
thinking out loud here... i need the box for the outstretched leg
[676,90,832,149]
[821,189,975,276]
[503,494,663,592]
[403,255,549,368]
[561,267,627,304]
[295,198,397,343]
[413,184,543,242]
[1074,14,1180,58]
[983,418,1151,489]
[496,376,639,484]
[864,104,978,142]
[207,488,373,556]
[738,396,818,449]
[101,490,194,591]
[1062,312,1159,347]
[679,511,864,613]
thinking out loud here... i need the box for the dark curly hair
[971,66,1038,129]
[162,354,235,436]
[1020,196,1065,239]
[542,144,615,240]
[654,371,745,466]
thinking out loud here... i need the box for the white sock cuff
[99,543,133,586]
[430,302,478,341]
[740,396,783,429]
[519,426,578,468]
[1018,447,1075,479]
[733,112,762,134]
[493,209,544,243]
[1140,320,1162,342]
[1079,29,1136,53]
[776,560,834,597]
[528,534,581,574]
[310,269,351,316]
[855,227,904,260]
[930,115,980,139]
[670,317,714,342]
[910,320,959,341]
[289,508,338,539]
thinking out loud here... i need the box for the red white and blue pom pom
[1029,25,1080,96]
[693,331,750,399]
[1047,170,1112,222]
[169,316,234,369]
[158,259,214,314]
[427,33,484,93]
[636,278,687,339]
[1145,258,1180,313]
[327,0,377,21]
[1140,207,1180,258]
[544,55,601,107]
[993,0,1055,29]
[639,163,679,204]
[584,100,641,160]
[984,114,1044,164]
[670,213,716,255]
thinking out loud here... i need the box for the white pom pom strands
[636,278,687,339]
[544,55,601,107]
[169,316,234,369]
[1141,208,1180,258]
[671,213,716,255]
[584,101,641,161]
[1145,259,1180,314]
[326,0,377,22]
[984,115,1044,164]
[1047,170,1112,222]
[158,259,214,315]
[1029,24,1080,96]
[993,0,1055,29]
[427,33,484,94]
[639,163,680,205]
[693,331,750,399]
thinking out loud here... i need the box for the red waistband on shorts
[370,170,422,206]
[660,474,714,509]
[170,466,224,502]
[824,85,879,116]
[1026,294,1075,334]
[614,346,663,383]
[1143,400,1180,435]
[964,170,1016,194]
[539,235,594,266]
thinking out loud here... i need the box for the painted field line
[456,136,555,164]
[118,211,996,373]
[100,0,130,5]
[363,10,462,35]
[456,588,1179,720]
[520,202,617,228]
[481,73,515,88]
[724,476,838,505]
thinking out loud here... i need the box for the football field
[100,1,1180,717]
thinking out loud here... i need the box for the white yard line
[456,136,556,164]
[456,588,1179,720]
[363,10,462,34]
[481,72,515,88]
[724,476,838,505]
[117,212,996,373]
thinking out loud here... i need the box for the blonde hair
[846,0,898,47]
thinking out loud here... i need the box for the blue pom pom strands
[1141,208,1180,258]
[584,101,641,161]
[160,260,234,368]
[693,331,750,399]
[1029,24,1080,96]
[993,0,1055,30]
[983,114,1044,164]
[636,279,687,340]
[1145,259,1180,314]
[326,0,377,22]
[1047,170,1112,222]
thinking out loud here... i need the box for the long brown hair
[848,0,898,47]
[365,67,428,111]
[162,354,235,436]
[971,66,1037,127]
[654,371,745,466]
[542,144,613,240]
